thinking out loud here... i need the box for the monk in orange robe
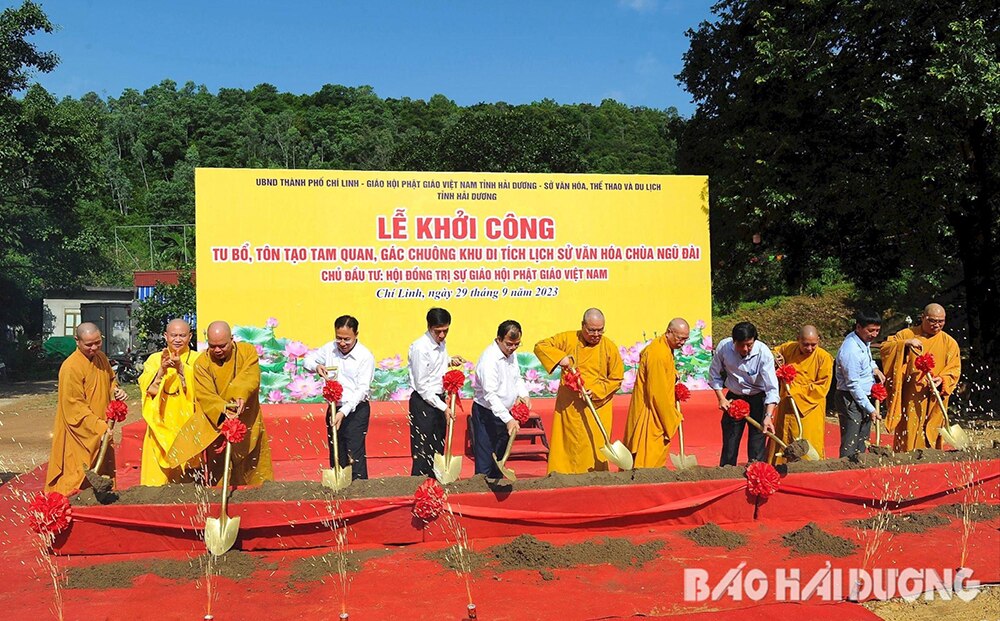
[880,303,961,451]
[624,318,689,468]
[166,321,273,485]
[769,325,833,463]
[534,308,624,474]
[45,323,128,495]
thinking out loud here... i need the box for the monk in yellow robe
[166,321,272,485]
[138,319,201,485]
[534,308,624,474]
[769,325,833,464]
[45,323,128,495]
[624,318,689,468]
[880,303,961,451]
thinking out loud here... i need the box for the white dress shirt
[408,331,449,411]
[303,340,375,416]
[474,341,529,424]
[709,337,780,405]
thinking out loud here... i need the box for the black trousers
[327,401,370,480]
[835,390,871,457]
[470,402,511,479]
[720,391,767,466]
[409,392,447,477]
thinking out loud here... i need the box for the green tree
[678,0,1000,406]
[133,272,196,348]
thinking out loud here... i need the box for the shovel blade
[600,442,634,471]
[205,515,241,556]
[670,453,698,471]
[940,425,971,450]
[433,453,462,484]
[493,455,517,481]
[320,466,353,491]
[84,469,114,495]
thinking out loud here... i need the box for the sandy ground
[863,584,1000,621]
[0,380,143,480]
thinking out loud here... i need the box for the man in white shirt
[304,315,375,479]
[472,320,530,478]
[709,322,779,465]
[407,307,465,477]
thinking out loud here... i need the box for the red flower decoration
[914,353,935,374]
[745,461,781,499]
[105,399,128,423]
[674,383,691,403]
[220,417,247,444]
[443,369,466,395]
[870,383,888,402]
[323,380,344,404]
[563,369,584,393]
[728,399,751,420]
[27,492,72,537]
[412,478,446,521]
[511,402,530,424]
[775,364,798,383]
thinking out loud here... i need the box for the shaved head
[206,321,234,362]
[166,318,190,333]
[921,303,946,335]
[164,319,192,353]
[75,322,102,360]
[665,318,690,349]
[76,322,101,339]
[797,324,820,355]
[581,308,606,346]
[207,321,232,340]
[798,325,819,339]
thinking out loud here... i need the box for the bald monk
[624,318,689,468]
[535,308,624,473]
[769,325,833,463]
[880,304,961,451]
[138,319,200,485]
[165,321,272,485]
[45,323,128,495]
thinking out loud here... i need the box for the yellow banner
[196,168,713,402]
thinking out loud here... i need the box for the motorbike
[109,350,149,384]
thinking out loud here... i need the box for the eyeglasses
[925,318,945,325]
[584,328,604,335]
[668,329,690,344]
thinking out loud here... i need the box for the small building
[42,287,135,355]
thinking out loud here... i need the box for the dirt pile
[848,512,951,534]
[65,551,270,589]
[288,548,392,583]
[682,523,746,550]
[428,534,664,573]
[781,523,857,557]
[936,502,1000,522]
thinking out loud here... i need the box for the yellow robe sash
[138,348,199,485]
[623,336,678,469]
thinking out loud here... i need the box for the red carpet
[3,391,997,620]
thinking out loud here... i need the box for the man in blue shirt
[709,322,779,465]
[834,310,886,457]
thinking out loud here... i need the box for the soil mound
[781,523,857,557]
[682,523,746,550]
[65,551,269,589]
[847,512,951,534]
[428,534,664,573]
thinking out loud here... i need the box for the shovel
[492,430,518,481]
[743,416,810,462]
[785,396,821,461]
[321,408,353,491]
[926,376,970,450]
[433,392,463,484]
[669,404,697,470]
[83,420,118,495]
[571,365,633,471]
[205,429,241,556]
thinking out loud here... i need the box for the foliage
[678,0,1000,405]
[131,271,196,348]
